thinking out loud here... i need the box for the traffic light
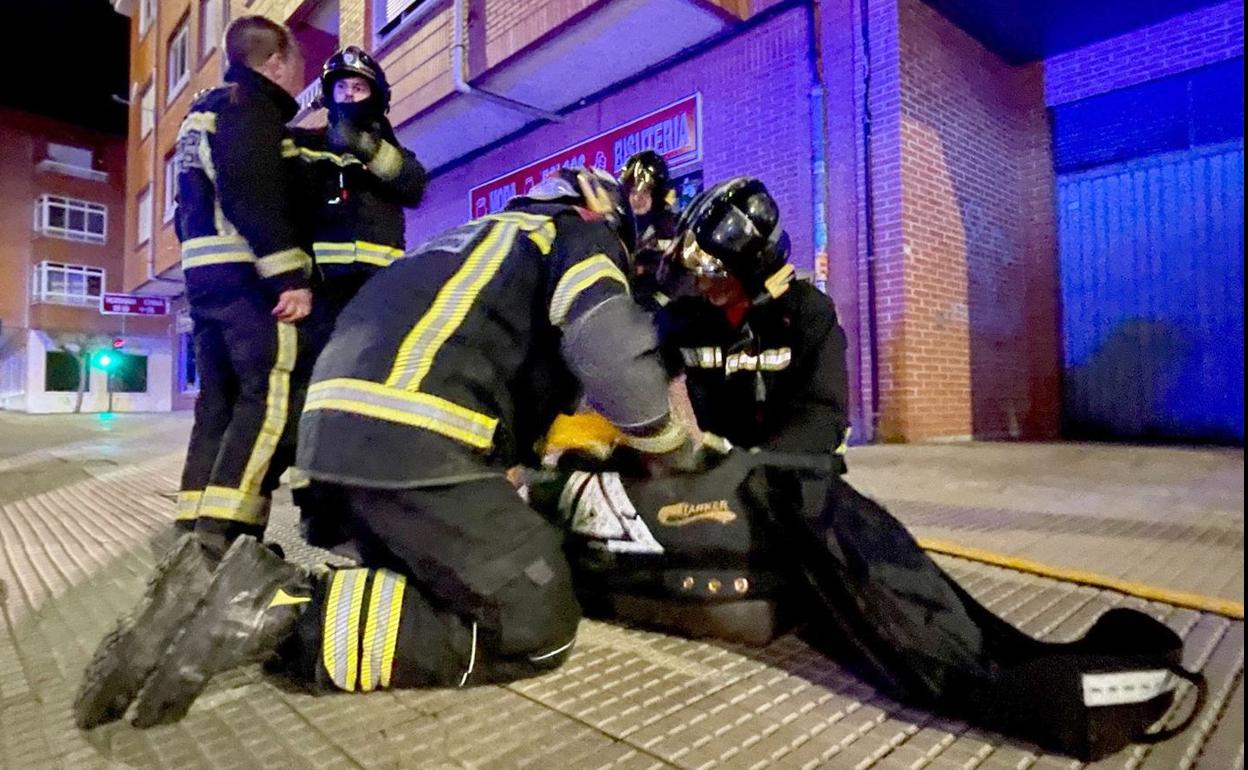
[92,350,117,371]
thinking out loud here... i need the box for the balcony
[35,159,109,183]
[391,0,739,170]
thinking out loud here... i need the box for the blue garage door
[1058,143,1244,443]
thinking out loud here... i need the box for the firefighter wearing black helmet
[658,177,851,470]
[75,168,729,728]
[291,45,427,314]
[619,151,680,308]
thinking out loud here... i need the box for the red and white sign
[469,93,703,217]
[100,293,170,316]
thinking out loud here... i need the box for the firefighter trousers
[177,288,329,547]
[279,477,581,690]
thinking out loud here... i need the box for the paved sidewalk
[0,413,1241,769]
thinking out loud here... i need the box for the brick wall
[1046,0,1245,106]
[405,4,818,278]
[874,0,1058,440]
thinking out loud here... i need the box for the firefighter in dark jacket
[292,46,427,315]
[170,16,321,552]
[619,150,679,309]
[288,46,427,547]
[658,177,852,471]
[76,167,726,729]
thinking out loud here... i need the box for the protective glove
[327,118,381,161]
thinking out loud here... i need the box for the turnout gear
[659,281,851,466]
[675,177,794,301]
[174,64,324,541]
[532,454,1206,761]
[130,537,313,727]
[74,536,214,729]
[619,151,678,309]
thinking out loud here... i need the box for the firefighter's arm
[367,143,428,207]
[766,298,852,467]
[211,99,312,294]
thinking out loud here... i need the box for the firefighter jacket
[173,65,312,299]
[658,280,851,470]
[297,203,683,488]
[289,121,427,295]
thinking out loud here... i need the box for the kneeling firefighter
[527,182,1207,760]
[74,167,724,730]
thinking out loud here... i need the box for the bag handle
[1137,665,1208,744]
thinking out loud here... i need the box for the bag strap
[1137,665,1208,744]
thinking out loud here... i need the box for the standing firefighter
[169,16,323,551]
[293,46,426,314]
[76,168,722,729]
[288,46,427,546]
[618,150,679,308]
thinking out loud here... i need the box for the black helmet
[620,151,673,209]
[510,166,638,255]
[674,177,794,299]
[321,46,391,113]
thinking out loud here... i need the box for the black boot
[74,535,215,729]
[130,536,314,728]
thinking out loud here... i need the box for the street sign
[99,293,170,316]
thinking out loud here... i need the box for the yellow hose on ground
[918,537,1245,620]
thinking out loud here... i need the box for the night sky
[4,0,130,134]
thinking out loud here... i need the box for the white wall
[18,330,174,414]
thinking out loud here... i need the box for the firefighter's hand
[644,433,732,477]
[328,120,381,160]
[272,288,312,323]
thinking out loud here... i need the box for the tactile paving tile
[0,451,1242,769]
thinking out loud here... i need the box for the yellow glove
[543,413,622,460]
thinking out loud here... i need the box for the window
[167,17,191,102]
[163,154,179,223]
[47,143,93,169]
[137,186,153,246]
[139,0,156,37]
[46,351,88,393]
[31,262,106,307]
[375,0,438,41]
[200,0,223,60]
[140,81,155,138]
[34,196,107,244]
[178,332,199,393]
[110,353,149,394]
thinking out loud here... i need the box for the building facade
[115,0,1243,442]
[0,109,174,414]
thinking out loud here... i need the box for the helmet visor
[677,232,729,279]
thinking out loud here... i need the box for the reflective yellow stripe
[288,467,311,491]
[380,574,406,688]
[527,220,557,255]
[549,253,629,326]
[175,491,203,521]
[196,485,270,526]
[239,323,298,494]
[181,235,254,270]
[314,241,404,268]
[764,264,796,299]
[322,569,370,692]
[290,145,364,167]
[256,248,311,278]
[360,570,407,692]
[386,220,520,391]
[835,427,853,456]
[305,378,498,450]
[181,111,217,134]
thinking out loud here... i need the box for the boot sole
[73,536,210,729]
[131,537,303,728]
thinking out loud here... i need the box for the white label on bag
[1082,669,1176,707]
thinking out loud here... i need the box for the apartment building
[0,109,175,413]
[114,0,1244,442]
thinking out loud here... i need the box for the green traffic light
[98,353,113,368]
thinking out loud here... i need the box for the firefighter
[618,150,679,309]
[658,177,851,470]
[169,16,325,552]
[287,46,427,548]
[292,46,427,315]
[76,167,726,729]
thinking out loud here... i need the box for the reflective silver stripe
[360,570,400,692]
[256,248,311,278]
[197,485,270,526]
[304,378,498,450]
